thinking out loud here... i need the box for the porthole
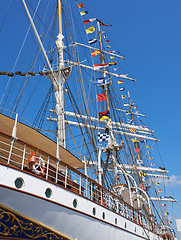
[73,198,78,208]
[102,212,105,220]
[134,227,136,233]
[92,207,96,216]
[45,188,52,198]
[125,222,127,229]
[14,177,24,189]
[115,218,117,225]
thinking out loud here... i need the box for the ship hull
[0,164,162,240]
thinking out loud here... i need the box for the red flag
[105,40,110,43]
[162,204,166,207]
[96,94,107,102]
[134,148,140,153]
[78,2,84,8]
[142,184,145,190]
[158,189,162,192]
[151,163,155,166]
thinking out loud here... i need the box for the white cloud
[168,175,181,186]
[148,175,181,186]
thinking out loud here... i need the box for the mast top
[58,0,63,35]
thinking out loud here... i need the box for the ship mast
[53,0,66,148]
[22,0,71,148]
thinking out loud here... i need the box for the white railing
[0,133,161,235]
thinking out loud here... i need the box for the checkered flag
[98,132,109,142]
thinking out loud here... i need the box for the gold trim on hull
[0,203,72,240]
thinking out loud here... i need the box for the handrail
[0,132,162,234]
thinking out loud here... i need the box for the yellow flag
[80,11,88,16]
[110,56,115,59]
[86,26,95,34]
[107,45,111,48]
[131,139,140,143]
[156,182,160,185]
[100,116,110,121]
[121,95,126,99]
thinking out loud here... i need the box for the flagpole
[58,0,63,34]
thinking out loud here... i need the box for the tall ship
[0,0,178,239]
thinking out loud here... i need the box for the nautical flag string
[97,19,112,27]
[96,94,107,102]
[134,148,140,153]
[119,87,125,91]
[91,50,101,57]
[83,18,96,24]
[89,39,97,44]
[80,11,88,16]
[86,26,95,34]
[99,110,110,120]
[98,132,109,142]
[137,159,143,164]
[96,78,106,85]
[78,2,84,8]
[117,80,123,84]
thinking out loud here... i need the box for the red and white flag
[93,63,109,69]
[83,18,96,24]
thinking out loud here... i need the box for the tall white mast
[22,0,71,148]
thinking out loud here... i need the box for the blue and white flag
[96,78,106,85]
[137,159,143,165]
[98,132,109,142]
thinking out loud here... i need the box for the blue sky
[0,0,181,232]
[88,0,181,217]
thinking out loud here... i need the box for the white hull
[0,164,162,240]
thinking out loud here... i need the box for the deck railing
[0,132,161,235]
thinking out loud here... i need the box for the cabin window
[73,199,78,208]
[45,188,52,198]
[102,212,105,220]
[115,218,117,225]
[14,177,24,189]
[92,207,96,216]
[125,222,127,229]
[134,227,136,232]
